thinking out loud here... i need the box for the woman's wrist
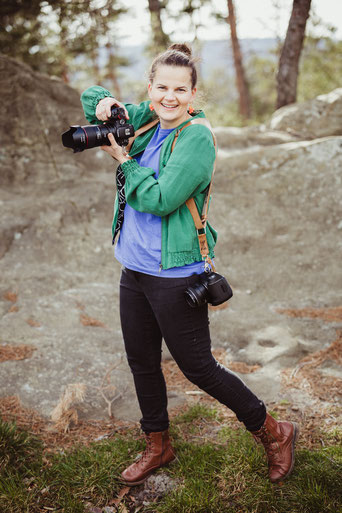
[116,155,131,165]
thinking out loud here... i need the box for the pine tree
[276,0,312,108]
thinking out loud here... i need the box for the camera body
[185,271,233,308]
[62,106,135,153]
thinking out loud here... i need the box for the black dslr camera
[62,106,135,153]
[185,271,233,308]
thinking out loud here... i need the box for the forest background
[1,0,342,126]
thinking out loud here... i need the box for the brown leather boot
[121,430,176,486]
[252,413,299,483]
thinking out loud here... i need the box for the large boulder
[213,125,299,150]
[0,55,341,421]
[267,88,342,139]
[0,54,112,184]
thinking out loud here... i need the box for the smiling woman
[147,44,197,129]
[148,65,196,129]
[80,41,298,489]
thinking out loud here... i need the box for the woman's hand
[96,97,129,121]
[101,133,130,164]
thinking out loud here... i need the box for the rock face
[267,88,342,139]
[0,54,341,424]
[0,54,113,184]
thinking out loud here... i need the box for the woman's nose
[164,90,176,100]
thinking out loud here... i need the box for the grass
[0,407,341,513]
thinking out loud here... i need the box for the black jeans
[119,267,266,433]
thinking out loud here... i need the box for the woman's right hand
[95,97,129,121]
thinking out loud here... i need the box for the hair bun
[168,43,192,58]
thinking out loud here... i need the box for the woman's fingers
[96,97,129,121]
[101,133,119,156]
[107,101,129,119]
[107,133,116,145]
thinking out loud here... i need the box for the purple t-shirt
[115,124,205,277]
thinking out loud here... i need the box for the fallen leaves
[25,318,41,327]
[282,330,342,402]
[227,361,261,374]
[3,290,19,313]
[277,306,342,322]
[3,291,18,303]
[0,343,36,362]
[80,313,107,328]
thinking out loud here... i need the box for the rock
[267,88,342,139]
[0,54,341,422]
[132,473,180,506]
[213,125,299,150]
[0,53,113,185]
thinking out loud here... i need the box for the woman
[81,43,298,486]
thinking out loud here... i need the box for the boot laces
[255,427,279,459]
[139,436,154,465]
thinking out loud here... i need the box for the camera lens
[62,124,108,152]
[61,107,135,153]
[184,281,208,308]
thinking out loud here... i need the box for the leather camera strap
[126,118,159,152]
[125,116,217,264]
[171,118,218,265]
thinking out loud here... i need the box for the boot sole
[120,456,176,487]
[271,421,299,483]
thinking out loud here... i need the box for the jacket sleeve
[122,124,216,217]
[80,86,154,128]
[80,85,113,124]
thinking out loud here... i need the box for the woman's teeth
[161,104,177,109]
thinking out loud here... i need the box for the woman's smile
[148,65,196,129]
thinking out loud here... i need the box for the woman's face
[148,65,196,129]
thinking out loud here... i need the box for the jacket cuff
[121,158,139,176]
[92,91,113,114]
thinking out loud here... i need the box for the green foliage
[298,36,342,102]
[155,441,227,513]
[0,408,342,513]
[0,0,129,86]
[46,436,141,505]
[246,53,278,122]
[0,419,42,472]
[0,0,46,71]
[165,0,215,42]
[198,69,254,127]
[227,33,342,125]
[172,402,220,425]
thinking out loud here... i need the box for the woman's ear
[148,83,152,99]
[191,87,197,102]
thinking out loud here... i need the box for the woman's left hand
[101,133,130,164]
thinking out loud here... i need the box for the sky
[117,0,342,46]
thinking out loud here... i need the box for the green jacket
[81,85,217,270]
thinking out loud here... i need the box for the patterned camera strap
[113,118,159,243]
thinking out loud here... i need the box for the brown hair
[149,43,198,89]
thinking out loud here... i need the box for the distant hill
[79,38,277,102]
[114,38,277,82]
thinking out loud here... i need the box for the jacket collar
[129,110,206,157]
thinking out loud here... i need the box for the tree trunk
[276,0,312,109]
[226,0,251,119]
[147,0,169,52]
